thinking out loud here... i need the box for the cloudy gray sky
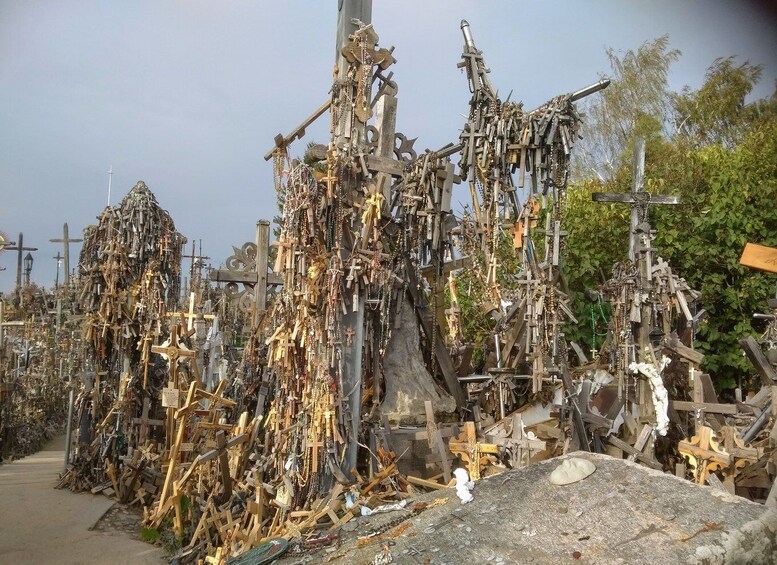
[1,0,775,292]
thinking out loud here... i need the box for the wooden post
[254,220,270,325]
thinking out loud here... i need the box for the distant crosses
[6,233,38,295]
[53,252,64,289]
[182,239,210,296]
[49,223,83,288]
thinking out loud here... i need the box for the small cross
[344,326,355,347]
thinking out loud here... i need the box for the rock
[379,298,456,424]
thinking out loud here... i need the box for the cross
[52,252,63,289]
[182,239,210,295]
[592,138,680,261]
[49,223,83,287]
[151,325,196,383]
[344,326,355,347]
[209,220,282,325]
[131,396,164,444]
[107,165,113,206]
[6,233,38,295]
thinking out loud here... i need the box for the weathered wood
[740,336,777,385]
[671,401,738,415]
[739,242,777,274]
[664,332,704,365]
[404,259,465,408]
[606,435,662,470]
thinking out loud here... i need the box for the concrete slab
[0,434,166,565]
[282,452,776,564]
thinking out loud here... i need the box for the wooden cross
[209,220,281,325]
[131,397,164,444]
[49,223,83,287]
[678,425,758,485]
[448,421,499,480]
[6,233,37,293]
[182,239,210,294]
[151,325,196,383]
[52,252,63,288]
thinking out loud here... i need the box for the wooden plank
[406,475,452,490]
[671,401,738,415]
[740,242,777,274]
[664,332,704,365]
[606,435,662,470]
[740,336,777,385]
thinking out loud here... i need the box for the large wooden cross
[209,220,281,324]
[49,223,83,287]
[6,233,38,294]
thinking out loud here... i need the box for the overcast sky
[1,0,775,292]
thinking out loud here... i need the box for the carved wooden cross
[210,220,282,324]
[151,325,195,384]
[49,223,83,287]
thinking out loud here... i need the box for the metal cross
[592,138,680,261]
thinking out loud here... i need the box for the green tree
[563,45,777,390]
[574,36,680,181]
[673,58,777,148]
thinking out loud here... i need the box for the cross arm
[592,193,680,205]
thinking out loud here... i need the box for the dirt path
[0,434,166,564]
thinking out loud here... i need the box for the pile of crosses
[58,181,189,489]
[51,5,776,563]
[0,289,73,460]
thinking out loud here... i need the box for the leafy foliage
[562,42,777,390]
[574,36,680,181]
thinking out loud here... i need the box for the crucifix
[592,139,680,263]
[49,223,83,288]
[592,138,680,351]
[6,233,38,297]
[182,239,210,296]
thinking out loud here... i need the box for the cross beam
[591,138,680,261]
[6,233,38,293]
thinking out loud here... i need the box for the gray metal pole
[629,138,645,263]
[63,387,74,472]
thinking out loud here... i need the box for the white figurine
[453,467,474,504]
